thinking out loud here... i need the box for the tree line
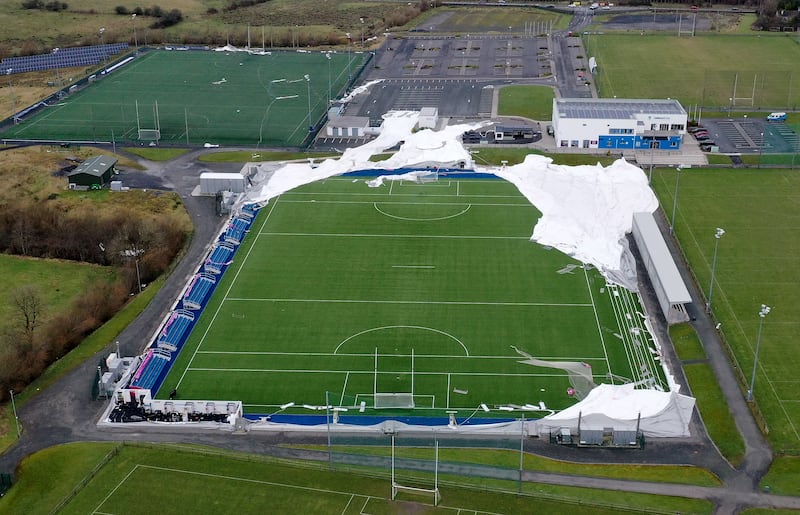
[0,197,188,402]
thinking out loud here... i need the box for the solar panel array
[556,99,684,120]
[2,43,129,75]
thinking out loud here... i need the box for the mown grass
[759,456,800,496]
[670,323,707,362]
[652,168,800,453]
[682,363,746,465]
[0,442,714,515]
[584,34,800,107]
[498,85,555,121]
[668,324,746,464]
[294,444,720,486]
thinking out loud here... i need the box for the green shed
[67,155,117,189]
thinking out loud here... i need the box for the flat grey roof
[68,155,117,177]
[328,116,370,128]
[633,212,692,304]
[556,98,686,120]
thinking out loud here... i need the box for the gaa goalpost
[390,433,441,506]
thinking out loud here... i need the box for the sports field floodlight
[747,304,771,402]
[6,68,16,125]
[346,32,352,83]
[121,247,145,294]
[257,94,297,149]
[9,389,20,438]
[705,227,725,313]
[132,14,138,52]
[325,52,332,105]
[360,17,365,47]
[669,165,682,235]
[304,74,313,132]
[99,27,106,61]
[758,132,764,169]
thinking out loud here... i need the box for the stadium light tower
[99,27,106,61]
[669,165,682,234]
[360,17,365,47]
[6,68,16,125]
[746,304,772,402]
[132,14,138,53]
[325,52,332,106]
[9,389,20,437]
[705,227,724,313]
[305,74,313,132]
[346,32,352,84]
[257,94,298,149]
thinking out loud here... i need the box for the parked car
[688,126,706,133]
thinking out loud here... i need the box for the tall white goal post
[390,433,441,506]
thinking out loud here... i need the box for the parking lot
[694,118,800,153]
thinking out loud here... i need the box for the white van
[767,112,787,121]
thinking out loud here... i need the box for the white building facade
[552,98,688,150]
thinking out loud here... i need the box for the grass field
[0,442,715,514]
[498,85,555,121]
[1,49,363,146]
[652,168,800,453]
[430,7,570,33]
[157,177,666,419]
[584,34,800,109]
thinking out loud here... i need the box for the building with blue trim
[552,98,687,150]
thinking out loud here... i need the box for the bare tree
[13,285,43,347]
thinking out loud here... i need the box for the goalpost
[373,347,415,409]
[136,100,162,142]
[390,434,441,506]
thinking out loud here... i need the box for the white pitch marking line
[227,297,592,308]
[340,371,350,405]
[93,464,140,514]
[392,265,435,269]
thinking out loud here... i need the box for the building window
[560,140,568,147]
[659,123,670,131]
[670,124,685,131]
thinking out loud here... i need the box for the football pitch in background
[2,50,362,146]
[157,178,667,420]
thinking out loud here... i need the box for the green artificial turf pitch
[157,177,666,418]
[2,50,362,146]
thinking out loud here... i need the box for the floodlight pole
[9,389,20,438]
[705,227,725,313]
[326,53,332,106]
[305,74,313,132]
[669,165,682,235]
[99,27,106,63]
[6,68,16,125]
[746,304,771,402]
[346,33,352,85]
[758,132,764,169]
[360,17,365,47]
[648,142,654,183]
[132,14,138,53]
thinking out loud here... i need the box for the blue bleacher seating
[131,349,171,391]
[183,273,217,310]
[224,217,251,245]
[158,309,195,348]
[205,242,235,274]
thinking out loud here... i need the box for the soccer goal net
[373,348,415,409]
